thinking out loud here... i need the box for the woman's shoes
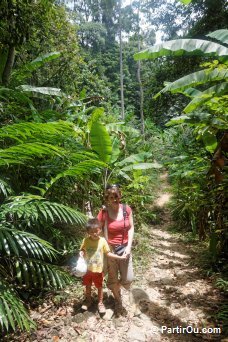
[98,302,106,314]
[114,299,123,316]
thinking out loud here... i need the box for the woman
[97,184,134,313]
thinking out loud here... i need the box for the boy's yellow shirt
[80,236,110,273]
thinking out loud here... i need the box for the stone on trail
[103,308,114,320]
[127,325,146,342]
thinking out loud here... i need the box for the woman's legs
[107,257,133,317]
[107,258,121,298]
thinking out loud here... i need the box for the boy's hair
[86,218,100,231]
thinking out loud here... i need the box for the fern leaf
[0,178,13,197]
[0,143,66,166]
[0,224,57,260]
[0,279,35,332]
[2,195,86,226]
[0,121,79,144]
[10,258,72,289]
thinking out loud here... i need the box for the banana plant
[86,111,162,188]
[134,27,228,267]
[134,29,228,152]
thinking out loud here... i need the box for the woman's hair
[104,184,121,201]
[105,184,120,190]
[86,218,100,231]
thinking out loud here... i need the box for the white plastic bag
[72,255,87,277]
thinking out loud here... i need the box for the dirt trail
[8,174,225,342]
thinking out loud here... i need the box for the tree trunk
[119,0,125,120]
[137,42,145,136]
[2,45,15,85]
[136,6,145,136]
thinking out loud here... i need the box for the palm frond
[2,195,86,226]
[9,258,72,289]
[0,143,66,166]
[0,121,79,144]
[0,178,13,197]
[0,224,56,260]
[0,279,35,332]
[52,159,106,184]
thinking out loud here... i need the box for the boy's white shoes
[81,299,92,311]
[98,302,106,314]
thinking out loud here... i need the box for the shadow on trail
[131,288,203,341]
[131,286,221,341]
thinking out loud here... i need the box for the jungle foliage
[135,28,228,264]
[0,0,227,335]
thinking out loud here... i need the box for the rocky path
[7,175,225,342]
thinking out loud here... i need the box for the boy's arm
[106,251,127,259]
[102,238,126,259]
[79,238,86,257]
[79,249,85,257]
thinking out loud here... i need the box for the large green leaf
[207,29,228,45]
[109,137,121,164]
[17,85,63,97]
[179,0,192,4]
[166,115,190,126]
[134,39,228,61]
[27,52,61,71]
[202,131,218,153]
[87,107,105,130]
[121,162,162,172]
[180,87,202,98]
[184,82,228,113]
[12,52,61,82]
[166,112,212,126]
[116,152,152,167]
[90,122,112,163]
[154,68,228,99]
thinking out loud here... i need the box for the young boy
[79,218,126,314]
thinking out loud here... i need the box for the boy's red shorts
[82,271,104,288]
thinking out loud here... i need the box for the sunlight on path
[11,174,223,342]
[154,193,172,208]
